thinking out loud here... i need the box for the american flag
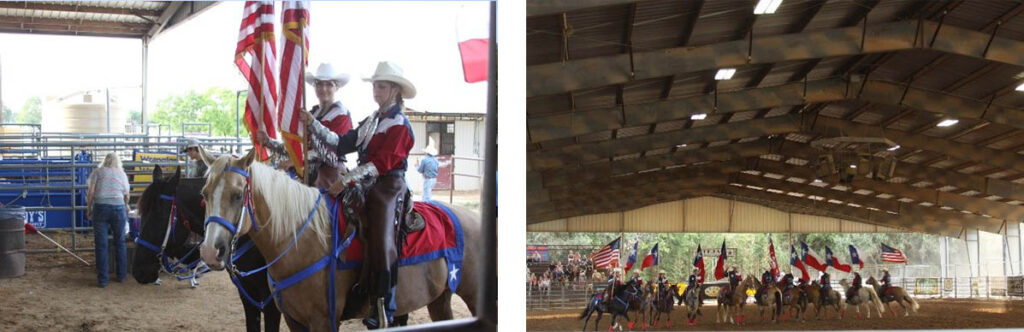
[236,1,279,161]
[591,237,621,269]
[881,243,907,263]
[277,0,310,178]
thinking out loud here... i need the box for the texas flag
[693,244,705,283]
[825,246,852,273]
[641,243,659,271]
[624,241,639,273]
[456,5,490,83]
[800,241,828,272]
[714,240,728,280]
[849,245,864,269]
[790,246,810,282]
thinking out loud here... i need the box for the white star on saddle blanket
[450,267,460,282]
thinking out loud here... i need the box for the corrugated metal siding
[624,201,685,232]
[528,219,568,232]
[876,225,901,233]
[731,201,788,232]
[568,213,621,232]
[840,220,878,233]
[454,120,482,190]
[685,197,729,232]
[791,214,840,233]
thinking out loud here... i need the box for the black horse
[579,280,636,332]
[132,165,282,332]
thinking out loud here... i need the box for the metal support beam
[808,115,1024,173]
[527,0,635,17]
[529,77,1024,143]
[1006,221,1020,276]
[530,115,801,169]
[966,228,980,277]
[528,20,1024,97]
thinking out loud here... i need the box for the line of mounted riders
[580,266,920,331]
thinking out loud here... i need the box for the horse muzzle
[199,241,228,271]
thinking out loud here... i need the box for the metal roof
[0,1,218,39]
[527,0,1024,237]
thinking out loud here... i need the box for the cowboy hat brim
[305,72,351,87]
[363,74,417,99]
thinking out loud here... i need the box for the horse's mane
[246,161,331,249]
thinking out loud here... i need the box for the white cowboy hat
[363,61,417,99]
[304,63,351,87]
[423,137,439,155]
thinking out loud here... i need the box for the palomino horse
[197,150,480,331]
[838,278,884,318]
[866,276,919,317]
[802,281,844,320]
[717,277,755,324]
[749,278,784,323]
[132,165,282,331]
[648,283,677,328]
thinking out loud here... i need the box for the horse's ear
[240,146,257,167]
[152,165,163,179]
[169,166,181,185]
[198,144,216,167]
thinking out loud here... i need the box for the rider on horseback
[879,268,894,299]
[316,61,416,329]
[683,268,699,299]
[847,271,862,304]
[756,270,774,300]
[819,271,832,305]
[630,270,643,287]
[722,266,739,298]
[780,273,795,301]
[604,268,624,305]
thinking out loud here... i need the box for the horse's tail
[906,292,920,312]
[868,288,884,316]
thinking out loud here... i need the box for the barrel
[0,205,26,278]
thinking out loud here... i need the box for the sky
[0,1,490,126]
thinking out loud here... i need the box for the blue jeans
[93,204,127,285]
[422,177,437,201]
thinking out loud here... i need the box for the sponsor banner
[132,150,180,189]
[914,278,939,295]
[1008,276,1024,297]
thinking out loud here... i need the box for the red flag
[236,1,279,161]
[714,240,727,280]
[768,236,780,279]
[456,6,489,83]
[458,39,488,83]
[640,243,659,271]
[277,0,310,178]
[693,244,705,283]
[24,221,38,234]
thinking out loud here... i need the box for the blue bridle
[204,165,356,318]
[134,194,209,280]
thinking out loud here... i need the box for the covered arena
[0,1,498,331]
[527,0,1024,330]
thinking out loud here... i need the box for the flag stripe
[277,0,310,178]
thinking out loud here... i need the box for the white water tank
[42,91,126,133]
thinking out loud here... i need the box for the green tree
[1,105,13,123]
[151,87,248,136]
[128,110,142,124]
[16,97,42,124]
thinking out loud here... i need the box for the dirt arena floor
[528,298,1024,331]
[0,235,471,331]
